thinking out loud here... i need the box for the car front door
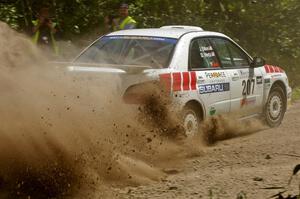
[189,37,231,117]
[210,37,264,116]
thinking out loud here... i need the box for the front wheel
[264,86,286,127]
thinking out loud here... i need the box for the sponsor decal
[264,65,284,74]
[239,70,249,76]
[232,72,240,81]
[271,74,282,78]
[205,78,227,84]
[197,75,205,84]
[240,96,256,107]
[198,83,230,94]
[205,72,226,79]
[256,76,263,84]
[105,36,177,44]
[209,107,216,116]
[264,78,271,84]
[238,69,255,79]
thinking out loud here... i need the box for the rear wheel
[264,85,286,127]
[182,104,202,137]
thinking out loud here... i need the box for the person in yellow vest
[113,3,137,31]
[32,6,59,56]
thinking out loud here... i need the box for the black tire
[182,104,202,138]
[264,85,286,127]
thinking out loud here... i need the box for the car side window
[189,38,220,70]
[227,41,250,67]
[210,38,250,68]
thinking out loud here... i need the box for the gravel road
[115,103,300,199]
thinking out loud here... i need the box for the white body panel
[71,27,292,121]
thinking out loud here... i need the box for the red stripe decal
[279,67,284,73]
[277,67,281,73]
[172,72,182,92]
[264,65,270,73]
[159,73,171,91]
[182,72,190,91]
[266,65,270,73]
[267,65,271,73]
[265,64,285,74]
[190,72,197,90]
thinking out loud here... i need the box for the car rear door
[209,37,264,116]
[188,37,231,117]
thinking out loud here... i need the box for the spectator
[32,6,58,56]
[112,3,136,31]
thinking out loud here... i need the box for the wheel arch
[264,80,287,127]
[183,100,205,120]
[271,80,287,97]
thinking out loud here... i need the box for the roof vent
[160,25,203,31]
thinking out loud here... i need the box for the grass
[292,87,300,102]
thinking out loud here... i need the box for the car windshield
[75,36,178,68]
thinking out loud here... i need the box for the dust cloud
[200,115,265,145]
[0,22,265,199]
[0,22,199,199]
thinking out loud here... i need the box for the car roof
[107,28,227,39]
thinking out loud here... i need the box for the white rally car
[70,26,292,136]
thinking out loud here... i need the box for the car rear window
[75,36,178,68]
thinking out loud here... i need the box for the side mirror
[250,57,266,68]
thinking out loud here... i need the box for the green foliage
[0,0,299,86]
[0,3,22,29]
[292,87,300,102]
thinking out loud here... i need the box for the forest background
[1,0,300,93]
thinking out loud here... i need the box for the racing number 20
[242,79,255,96]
